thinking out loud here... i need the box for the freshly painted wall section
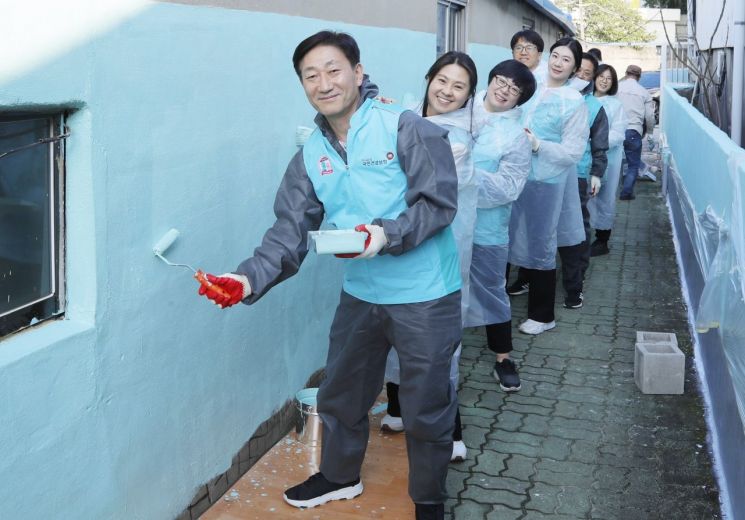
[661,84,745,519]
[467,42,513,92]
[0,2,436,519]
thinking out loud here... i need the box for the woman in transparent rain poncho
[587,64,628,256]
[464,59,535,394]
[507,37,589,335]
[381,51,479,463]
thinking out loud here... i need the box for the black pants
[558,178,591,297]
[485,321,512,354]
[513,267,556,323]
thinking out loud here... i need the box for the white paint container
[295,388,322,447]
[308,229,366,255]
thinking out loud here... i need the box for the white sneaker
[451,440,467,462]
[518,319,556,335]
[380,414,404,433]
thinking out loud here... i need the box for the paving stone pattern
[447,179,722,519]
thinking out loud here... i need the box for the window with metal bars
[0,114,66,339]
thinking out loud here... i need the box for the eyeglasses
[514,44,538,53]
[493,76,522,97]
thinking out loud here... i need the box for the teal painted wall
[468,43,514,92]
[0,3,510,518]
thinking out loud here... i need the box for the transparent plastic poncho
[386,102,478,387]
[471,93,531,246]
[509,83,589,269]
[588,95,628,230]
[425,107,479,315]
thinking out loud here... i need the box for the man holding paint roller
[198,31,461,520]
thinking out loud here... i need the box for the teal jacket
[236,78,461,305]
[577,93,609,180]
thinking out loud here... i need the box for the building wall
[693,0,733,50]
[0,1,573,518]
[638,8,682,44]
[585,43,661,73]
[160,0,437,33]
[469,0,567,50]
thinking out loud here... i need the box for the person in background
[587,47,603,63]
[381,51,479,465]
[510,29,544,76]
[616,64,655,200]
[504,29,545,296]
[507,37,589,335]
[557,52,608,309]
[465,59,534,391]
[198,31,462,520]
[588,64,628,256]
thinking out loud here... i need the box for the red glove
[197,272,251,308]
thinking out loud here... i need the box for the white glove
[355,224,388,259]
[524,128,540,153]
[590,175,602,196]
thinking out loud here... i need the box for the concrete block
[635,341,685,394]
[636,331,678,349]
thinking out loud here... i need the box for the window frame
[437,0,468,56]
[0,112,66,338]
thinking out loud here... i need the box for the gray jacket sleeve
[234,151,325,304]
[372,110,458,256]
[589,107,609,179]
[643,90,656,137]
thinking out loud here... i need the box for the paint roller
[153,228,232,298]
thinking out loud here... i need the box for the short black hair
[487,59,537,106]
[510,30,545,52]
[587,48,603,61]
[582,52,599,75]
[596,64,619,95]
[292,31,360,77]
[549,37,583,72]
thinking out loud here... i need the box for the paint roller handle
[196,271,252,308]
[195,270,232,299]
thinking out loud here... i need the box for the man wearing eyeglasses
[510,30,544,73]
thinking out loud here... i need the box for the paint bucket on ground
[295,388,322,447]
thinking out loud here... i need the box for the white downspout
[732,0,745,146]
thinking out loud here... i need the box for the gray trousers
[317,290,461,504]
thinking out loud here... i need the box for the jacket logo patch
[362,152,395,167]
[318,156,334,176]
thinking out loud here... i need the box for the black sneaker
[415,503,445,520]
[493,358,521,392]
[506,281,529,296]
[564,292,584,309]
[283,472,363,508]
[619,193,636,200]
[590,240,609,257]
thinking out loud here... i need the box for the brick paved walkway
[448,178,722,519]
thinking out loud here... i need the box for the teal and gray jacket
[236,77,461,305]
[577,92,609,180]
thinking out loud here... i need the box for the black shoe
[283,472,363,508]
[564,292,584,309]
[506,281,529,296]
[590,240,609,257]
[619,193,635,200]
[415,503,445,520]
[493,358,521,392]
